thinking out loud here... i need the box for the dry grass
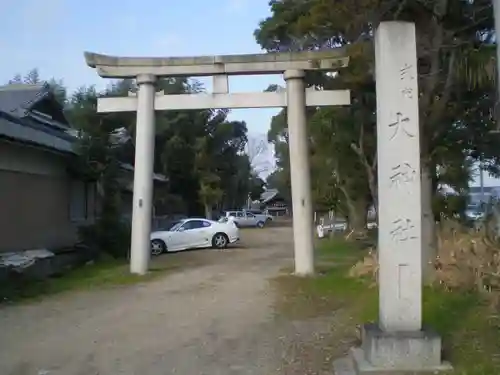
[272,231,500,375]
[434,221,500,309]
[346,221,500,309]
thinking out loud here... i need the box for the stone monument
[333,21,452,374]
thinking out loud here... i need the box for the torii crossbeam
[84,49,351,276]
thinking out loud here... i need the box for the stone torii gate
[84,50,351,276]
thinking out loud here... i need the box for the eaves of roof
[0,112,75,154]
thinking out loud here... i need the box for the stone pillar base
[333,323,453,375]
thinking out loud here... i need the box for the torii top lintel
[84,49,349,78]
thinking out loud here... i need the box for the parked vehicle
[246,209,273,222]
[222,210,271,228]
[465,204,485,222]
[150,218,239,255]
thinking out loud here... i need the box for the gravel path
[0,226,340,375]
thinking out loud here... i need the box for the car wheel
[212,233,229,249]
[151,239,166,256]
[257,221,265,228]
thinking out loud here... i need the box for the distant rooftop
[0,84,63,120]
[0,84,168,182]
[260,189,279,203]
[0,83,74,153]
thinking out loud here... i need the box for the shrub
[78,220,131,259]
[434,220,500,310]
[348,220,500,310]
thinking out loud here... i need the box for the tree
[194,110,249,217]
[255,0,500,268]
[195,135,224,218]
[7,70,258,237]
[8,74,22,84]
[266,107,292,207]
[23,68,41,84]
[221,154,255,210]
[47,78,67,105]
[8,69,67,105]
[249,174,266,201]
[309,105,373,232]
[66,85,130,257]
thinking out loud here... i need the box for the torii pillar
[84,50,351,275]
[285,69,314,275]
[129,74,156,274]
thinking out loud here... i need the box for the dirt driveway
[0,225,340,375]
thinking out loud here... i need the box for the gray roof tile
[0,84,49,117]
[0,84,168,181]
[261,189,279,203]
[0,84,75,154]
[0,115,74,153]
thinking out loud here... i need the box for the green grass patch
[0,257,177,304]
[316,236,372,261]
[272,237,500,374]
[423,288,500,374]
[273,236,375,319]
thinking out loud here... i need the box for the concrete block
[351,347,452,375]
[333,323,453,374]
[333,356,357,375]
[361,323,442,368]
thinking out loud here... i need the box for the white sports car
[150,218,239,255]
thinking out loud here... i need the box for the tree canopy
[257,0,500,233]
[6,69,263,254]
[8,0,500,260]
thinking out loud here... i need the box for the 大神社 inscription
[389,162,417,187]
[390,218,418,243]
[388,112,414,140]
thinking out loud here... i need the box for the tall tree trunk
[421,163,436,282]
[344,193,368,237]
[204,203,212,220]
[367,170,378,225]
[350,129,377,222]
